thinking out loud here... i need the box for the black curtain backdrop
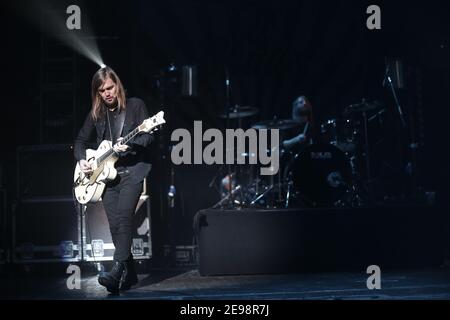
[3,0,450,251]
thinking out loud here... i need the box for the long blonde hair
[91,66,126,121]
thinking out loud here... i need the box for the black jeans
[102,171,143,262]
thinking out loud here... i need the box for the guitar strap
[106,107,127,145]
[115,108,126,144]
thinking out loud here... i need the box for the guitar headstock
[140,111,166,133]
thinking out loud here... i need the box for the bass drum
[285,144,353,207]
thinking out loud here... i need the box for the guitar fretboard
[95,126,142,166]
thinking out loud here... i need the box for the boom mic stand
[383,60,421,200]
[384,64,406,128]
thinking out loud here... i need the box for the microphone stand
[383,62,406,128]
[383,61,420,199]
[386,75,407,128]
[225,66,233,208]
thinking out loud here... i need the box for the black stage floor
[1,264,450,300]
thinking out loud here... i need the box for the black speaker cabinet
[196,207,445,276]
[17,144,76,199]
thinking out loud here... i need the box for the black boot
[120,256,138,291]
[98,261,125,294]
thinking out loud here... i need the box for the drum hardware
[212,185,243,209]
[361,108,374,203]
[208,82,423,209]
[343,100,384,116]
[211,96,388,209]
[235,119,302,208]
[250,184,274,207]
[336,99,388,205]
[220,104,259,208]
[220,105,259,120]
[249,183,292,209]
[244,142,357,208]
[220,67,253,209]
[211,115,362,209]
[248,173,285,208]
[284,172,294,208]
[349,101,381,204]
[214,101,262,209]
[252,118,302,131]
[241,147,284,208]
[320,117,357,155]
[282,144,354,207]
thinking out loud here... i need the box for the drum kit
[212,101,385,209]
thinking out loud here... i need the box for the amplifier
[17,144,76,198]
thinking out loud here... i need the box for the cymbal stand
[284,172,294,208]
[360,108,380,205]
[250,183,274,207]
[249,172,285,208]
[213,185,242,209]
[224,67,235,209]
[347,153,367,207]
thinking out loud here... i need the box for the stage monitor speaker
[195,207,445,276]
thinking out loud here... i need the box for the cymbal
[344,101,383,114]
[220,105,259,119]
[252,119,302,130]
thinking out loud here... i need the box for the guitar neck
[119,126,141,146]
[95,126,142,167]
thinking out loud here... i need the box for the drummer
[282,95,316,150]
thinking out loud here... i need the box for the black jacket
[74,97,154,183]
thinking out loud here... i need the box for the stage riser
[196,207,446,276]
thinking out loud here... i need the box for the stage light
[100,63,106,69]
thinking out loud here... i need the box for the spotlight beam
[12,1,105,68]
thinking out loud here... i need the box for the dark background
[2,0,450,260]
